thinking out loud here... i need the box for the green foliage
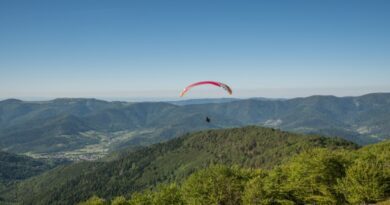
[111,196,129,205]
[0,151,63,185]
[338,157,386,203]
[376,199,390,204]
[243,168,294,205]
[281,148,350,204]
[337,141,390,204]
[77,140,389,205]
[128,183,184,205]
[152,183,184,205]
[181,165,253,205]
[78,196,106,205]
[128,191,153,205]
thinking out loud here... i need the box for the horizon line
[1,92,389,103]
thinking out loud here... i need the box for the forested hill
[0,151,62,189]
[1,126,357,205]
[84,139,389,205]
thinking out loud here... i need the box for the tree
[182,165,254,205]
[337,145,390,204]
[243,168,294,205]
[128,191,153,205]
[282,148,349,204]
[152,183,184,205]
[111,196,130,205]
[78,196,106,205]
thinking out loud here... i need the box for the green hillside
[0,126,357,205]
[0,151,64,191]
[81,140,389,205]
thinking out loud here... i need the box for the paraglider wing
[179,81,232,97]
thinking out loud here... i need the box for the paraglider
[179,81,232,124]
[179,81,232,97]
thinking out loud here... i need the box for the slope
[0,151,64,192]
[1,126,357,205]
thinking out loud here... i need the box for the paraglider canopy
[179,81,232,97]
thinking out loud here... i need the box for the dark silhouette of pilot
[206,117,211,123]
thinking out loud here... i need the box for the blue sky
[0,0,389,100]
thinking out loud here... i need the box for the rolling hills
[0,93,389,160]
[0,126,358,205]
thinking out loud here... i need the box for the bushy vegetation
[79,140,389,205]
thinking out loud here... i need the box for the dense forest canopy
[80,140,390,205]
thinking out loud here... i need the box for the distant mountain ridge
[0,93,389,158]
[167,98,239,105]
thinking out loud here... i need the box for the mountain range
[0,93,389,160]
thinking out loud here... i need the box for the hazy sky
[1,0,389,100]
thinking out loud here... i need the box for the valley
[1,93,390,161]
